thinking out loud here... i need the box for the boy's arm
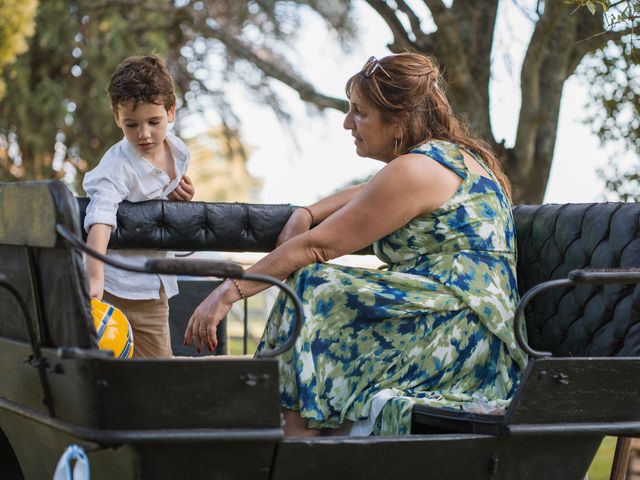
[168,174,194,201]
[86,223,112,300]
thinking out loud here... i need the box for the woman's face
[343,87,398,162]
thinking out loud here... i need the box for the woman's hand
[169,175,195,201]
[184,281,234,353]
[276,208,314,246]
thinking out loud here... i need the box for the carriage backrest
[0,181,97,349]
[75,196,293,252]
[514,203,640,357]
[76,196,640,359]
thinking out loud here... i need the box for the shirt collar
[166,132,190,177]
[121,132,189,180]
[121,137,156,180]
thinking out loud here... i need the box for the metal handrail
[0,274,55,416]
[513,279,573,358]
[515,268,640,359]
[55,224,303,358]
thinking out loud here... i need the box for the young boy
[83,55,194,358]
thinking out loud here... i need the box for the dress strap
[457,144,500,184]
[410,140,468,179]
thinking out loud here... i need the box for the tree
[0,0,174,185]
[575,0,640,201]
[0,0,37,98]
[1,0,637,202]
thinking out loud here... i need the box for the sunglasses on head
[362,56,391,79]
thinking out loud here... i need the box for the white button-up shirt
[83,132,190,300]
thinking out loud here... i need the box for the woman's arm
[307,182,367,224]
[277,183,366,246]
[185,155,462,351]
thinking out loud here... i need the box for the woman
[184,53,527,436]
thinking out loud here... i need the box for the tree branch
[87,0,175,14]
[520,1,570,76]
[514,2,571,178]
[396,0,427,43]
[88,0,347,112]
[363,0,414,51]
[568,25,637,73]
[421,0,447,17]
[420,0,475,94]
[204,25,347,111]
[422,0,463,55]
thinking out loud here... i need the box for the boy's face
[114,101,175,157]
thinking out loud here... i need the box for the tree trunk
[506,3,607,203]
[371,1,611,204]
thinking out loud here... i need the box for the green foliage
[572,0,640,200]
[0,0,175,189]
[0,0,636,202]
[587,436,616,480]
[0,0,354,190]
[569,0,639,26]
[0,0,37,97]
[568,0,610,16]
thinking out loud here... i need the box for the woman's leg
[282,409,322,437]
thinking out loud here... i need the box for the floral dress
[256,140,528,436]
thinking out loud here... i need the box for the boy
[83,55,194,358]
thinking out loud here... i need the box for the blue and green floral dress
[256,140,528,436]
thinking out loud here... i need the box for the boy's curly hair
[108,55,176,114]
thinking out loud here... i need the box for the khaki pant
[103,287,172,358]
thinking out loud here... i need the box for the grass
[588,436,617,480]
[228,335,259,356]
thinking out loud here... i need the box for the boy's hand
[86,223,111,301]
[169,175,194,201]
[89,277,104,300]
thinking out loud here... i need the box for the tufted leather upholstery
[514,203,640,357]
[75,198,640,358]
[76,197,294,252]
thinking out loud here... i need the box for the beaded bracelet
[231,278,246,300]
[299,206,317,225]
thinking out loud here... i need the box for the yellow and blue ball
[91,298,134,359]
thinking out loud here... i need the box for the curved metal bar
[56,224,243,278]
[514,278,574,359]
[516,268,640,359]
[57,224,152,274]
[56,223,304,357]
[0,274,55,416]
[569,268,640,284]
[243,272,304,358]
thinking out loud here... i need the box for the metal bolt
[553,373,569,385]
[242,373,257,387]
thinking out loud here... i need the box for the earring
[394,137,400,155]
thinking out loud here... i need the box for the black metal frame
[0,395,282,445]
[55,224,304,358]
[0,274,55,417]
[514,268,640,358]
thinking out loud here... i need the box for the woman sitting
[184,52,527,436]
